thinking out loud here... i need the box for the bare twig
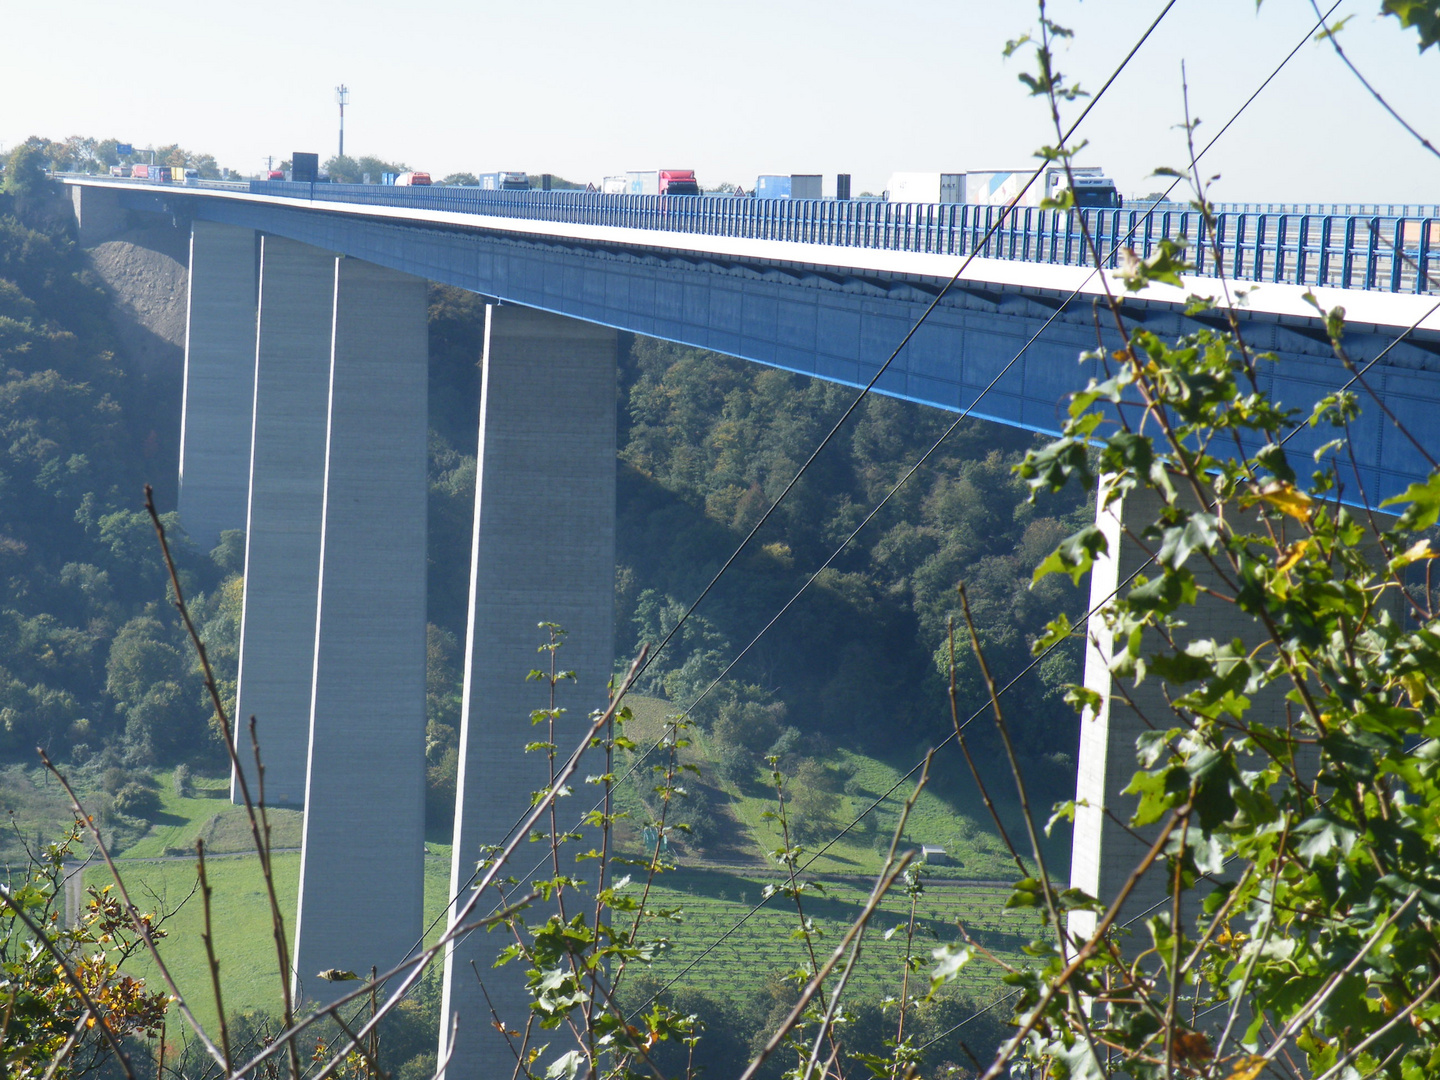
[801,755,933,1080]
[194,840,231,1070]
[143,486,303,1080]
[235,647,648,1080]
[1308,0,1440,162]
[38,1009,92,1080]
[740,854,915,1080]
[976,805,1191,1080]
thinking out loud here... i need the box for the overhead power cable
[424,0,1181,941]
[399,0,1410,1043]
[393,14,1191,1034]
[627,0,1380,1018]
[312,0,1433,1065]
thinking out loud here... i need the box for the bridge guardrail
[1212,201,1440,218]
[63,174,1437,295]
[246,181,1436,296]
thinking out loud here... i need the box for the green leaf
[1156,512,1219,569]
[928,943,973,996]
[1033,526,1109,585]
[1293,810,1361,865]
[545,1050,585,1080]
[1381,0,1440,51]
[1382,470,1440,530]
[1116,237,1192,292]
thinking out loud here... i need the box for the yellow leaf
[1391,538,1439,571]
[1277,538,1310,572]
[1225,1056,1267,1080]
[1402,672,1428,709]
[1256,482,1313,522]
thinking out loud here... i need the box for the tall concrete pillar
[1068,482,1351,938]
[232,237,336,808]
[179,221,257,549]
[1068,480,1157,940]
[291,259,429,1003]
[439,305,617,1079]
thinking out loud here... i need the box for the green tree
[3,142,53,206]
[786,757,841,843]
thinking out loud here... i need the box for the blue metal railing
[251,181,1436,295]
[1212,201,1440,218]
[85,174,1440,295]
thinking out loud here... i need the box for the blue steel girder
[127,187,1440,506]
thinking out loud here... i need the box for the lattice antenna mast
[335,84,349,159]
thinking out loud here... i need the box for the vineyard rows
[627,876,1042,1004]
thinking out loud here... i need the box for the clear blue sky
[6,0,1438,201]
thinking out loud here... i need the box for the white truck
[885,172,964,203]
[964,166,1122,208]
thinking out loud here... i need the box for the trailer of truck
[624,170,701,195]
[885,172,965,204]
[754,174,823,199]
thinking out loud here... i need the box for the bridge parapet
[238,179,1440,296]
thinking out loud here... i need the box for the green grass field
[84,853,455,1036]
[89,854,1034,1035]
[54,693,1056,1030]
[0,765,300,866]
[616,695,1064,880]
[116,771,304,858]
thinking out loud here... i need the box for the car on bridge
[395,171,432,186]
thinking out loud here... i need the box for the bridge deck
[70,177,1440,297]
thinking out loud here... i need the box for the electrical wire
[618,0,1365,1018]
[382,0,1431,1056]
[412,0,1181,972]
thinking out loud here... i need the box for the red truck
[624,170,702,195]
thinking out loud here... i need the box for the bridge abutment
[179,220,258,549]
[438,304,618,1079]
[291,258,430,1003]
[232,236,337,808]
[69,184,126,246]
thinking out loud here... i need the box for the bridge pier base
[291,258,430,1004]
[439,304,617,1080]
[232,237,336,808]
[178,221,257,549]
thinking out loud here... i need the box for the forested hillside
[0,136,1089,1077]
[2,139,1091,847]
[0,143,235,787]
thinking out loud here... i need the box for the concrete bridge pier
[291,258,430,1004]
[178,220,258,550]
[1068,481,1168,939]
[1068,480,1351,940]
[231,236,337,808]
[439,305,617,1080]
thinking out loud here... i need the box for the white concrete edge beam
[62,178,1440,336]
